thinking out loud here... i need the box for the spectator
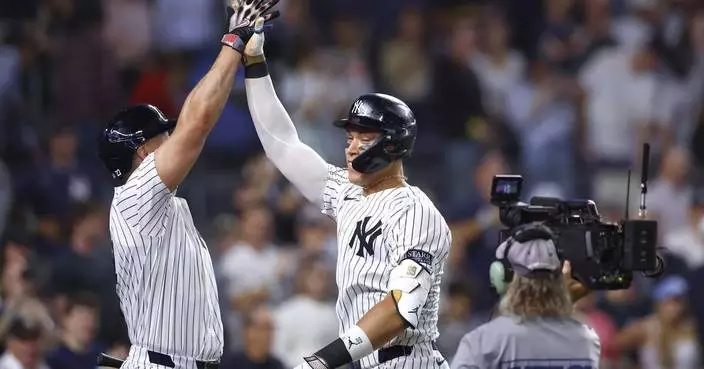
[578,36,660,169]
[649,146,693,239]
[291,204,336,271]
[436,280,486,362]
[232,156,283,214]
[219,205,286,311]
[573,293,619,368]
[570,0,618,70]
[102,0,153,91]
[272,261,337,367]
[471,8,526,117]
[378,7,431,105]
[277,43,345,163]
[539,0,578,66]
[613,276,701,369]
[128,53,190,119]
[430,13,488,207]
[45,294,104,369]
[504,59,578,197]
[663,186,704,269]
[597,287,651,329]
[50,202,110,302]
[0,248,55,351]
[151,0,218,53]
[51,0,122,129]
[0,317,49,369]
[48,202,120,343]
[31,127,96,220]
[679,9,704,146]
[218,204,286,352]
[222,305,285,369]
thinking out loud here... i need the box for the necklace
[363,174,408,194]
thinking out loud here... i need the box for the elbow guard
[388,259,433,329]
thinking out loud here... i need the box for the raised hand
[222,0,280,54]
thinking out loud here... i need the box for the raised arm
[155,47,240,190]
[155,0,280,191]
[242,28,330,206]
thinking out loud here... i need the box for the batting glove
[221,0,279,55]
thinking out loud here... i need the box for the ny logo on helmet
[351,100,370,115]
[351,100,383,121]
[349,216,382,257]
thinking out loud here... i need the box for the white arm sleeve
[244,75,331,206]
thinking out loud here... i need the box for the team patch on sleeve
[401,249,433,269]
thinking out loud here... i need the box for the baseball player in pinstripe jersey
[96,2,279,368]
[239,23,451,369]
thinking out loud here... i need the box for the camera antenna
[624,169,631,220]
[639,143,651,219]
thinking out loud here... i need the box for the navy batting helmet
[333,93,417,174]
[97,104,175,186]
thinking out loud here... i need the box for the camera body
[490,175,660,290]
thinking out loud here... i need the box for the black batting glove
[221,0,280,54]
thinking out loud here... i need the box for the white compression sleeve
[244,75,329,206]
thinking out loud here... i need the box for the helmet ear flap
[382,127,415,158]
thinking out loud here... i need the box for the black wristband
[245,60,269,78]
[313,338,353,369]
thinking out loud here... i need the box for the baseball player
[240,24,451,369]
[96,1,279,368]
[450,223,601,369]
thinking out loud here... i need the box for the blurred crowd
[1,0,704,368]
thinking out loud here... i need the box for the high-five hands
[221,0,279,54]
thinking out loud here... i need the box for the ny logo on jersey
[349,216,382,257]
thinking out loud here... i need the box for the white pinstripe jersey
[321,164,451,369]
[109,152,223,367]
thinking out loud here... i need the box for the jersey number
[349,216,382,257]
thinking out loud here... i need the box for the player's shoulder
[388,187,448,224]
[115,152,158,194]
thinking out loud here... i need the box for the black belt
[148,350,220,369]
[348,341,439,369]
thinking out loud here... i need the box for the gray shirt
[450,315,601,369]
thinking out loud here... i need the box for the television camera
[490,144,664,290]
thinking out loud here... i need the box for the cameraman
[450,223,600,369]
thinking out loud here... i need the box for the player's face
[345,130,382,185]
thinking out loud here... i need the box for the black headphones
[489,222,560,295]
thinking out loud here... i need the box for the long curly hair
[498,273,573,321]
